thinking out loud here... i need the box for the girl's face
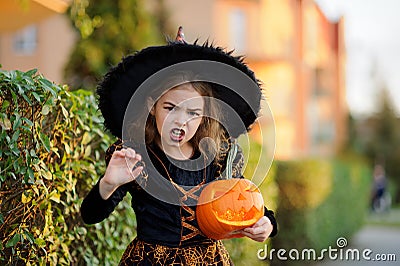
[150,84,204,159]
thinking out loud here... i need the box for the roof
[0,0,71,32]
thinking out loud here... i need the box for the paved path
[316,225,400,266]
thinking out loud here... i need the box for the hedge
[270,157,371,265]
[0,69,135,265]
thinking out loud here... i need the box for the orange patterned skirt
[119,238,233,265]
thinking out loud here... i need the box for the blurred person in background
[371,164,391,212]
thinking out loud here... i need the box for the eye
[188,111,200,117]
[164,105,177,112]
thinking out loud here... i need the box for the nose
[174,111,187,126]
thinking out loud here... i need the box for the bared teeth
[172,128,183,136]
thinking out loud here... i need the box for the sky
[315,0,400,117]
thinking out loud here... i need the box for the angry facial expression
[150,83,204,159]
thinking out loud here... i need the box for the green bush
[0,69,135,265]
[271,157,371,265]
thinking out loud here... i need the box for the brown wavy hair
[145,82,225,162]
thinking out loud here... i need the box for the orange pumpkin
[197,178,264,240]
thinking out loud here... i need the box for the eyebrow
[163,101,203,111]
[187,108,203,112]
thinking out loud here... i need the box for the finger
[125,148,136,159]
[253,216,268,227]
[131,166,143,179]
[125,149,142,164]
[239,230,261,239]
[240,231,249,238]
[244,217,269,232]
[126,155,142,166]
[244,226,264,235]
[228,230,242,236]
[113,150,127,158]
[124,151,141,167]
[241,229,268,242]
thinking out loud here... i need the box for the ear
[147,97,155,115]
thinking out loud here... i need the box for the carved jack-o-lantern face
[197,179,264,240]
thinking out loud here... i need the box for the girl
[81,28,277,265]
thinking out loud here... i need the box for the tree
[64,0,170,90]
[363,87,400,202]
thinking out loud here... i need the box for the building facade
[0,0,76,84]
[0,0,346,160]
[165,0,347,159]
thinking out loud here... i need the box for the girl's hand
[239,216,273,242]
[99,148,143,200]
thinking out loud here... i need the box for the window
[13,25,38,55]
[312,67,331,97]
[229,8,246,53]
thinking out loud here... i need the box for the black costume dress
[81,140,277,265]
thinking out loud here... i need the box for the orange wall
[0,14,76,84]
[165,0,347,159]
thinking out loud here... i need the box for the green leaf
[20,125,32,132]
[60,103,69,119]
[84,145,92,157]
[49,190,60,203]
[21,192,31,204]
[39,78,58,96]
[10,89,17,103]
[27,167,34,179]
[39,133,51,152]
[0,116,11,130]
[1,100,10,112]
[21,117,33,127]
[10,145,20,156]
[64,142,71,155]
[82,132,92,145]
[25,68,38,77]
[41,105,50,115]
[32,91,41,102]
[41,169,52,180]
[11,130,20,142]
[75,227,87,235]
[12,113,22,131]
[35,238,46,248]
[21,93,32,105]
[9,172,17,179]
[16,83,23,94]
[24,231,35,244]
[6,233,20,248]
[13,158,20,172]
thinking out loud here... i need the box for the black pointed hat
[97,27,263,139]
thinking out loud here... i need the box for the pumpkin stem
[223,139,238,180]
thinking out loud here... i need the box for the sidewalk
[316,218,400,265]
